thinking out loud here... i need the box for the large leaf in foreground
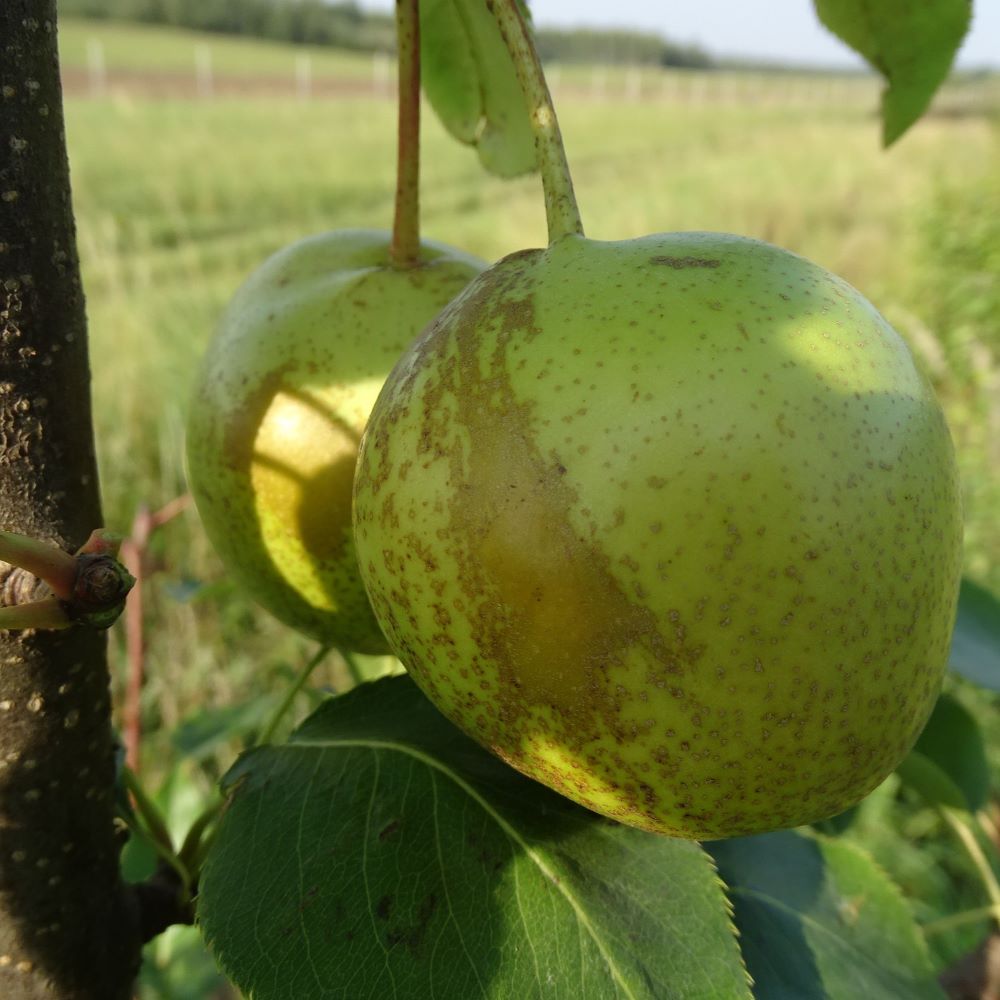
[709,830,944,999]
[199,676,749,1000]
[814,0,971,145]
[420,0,536,177]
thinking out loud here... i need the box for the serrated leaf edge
[809,830,941,973]
[702,846,756,998]
[715,829,942,997]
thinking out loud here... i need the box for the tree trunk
[0,4,140,997]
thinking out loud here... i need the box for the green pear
[353,232,963,838]
[187,229,484,653]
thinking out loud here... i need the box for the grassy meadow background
[56,15,1000,997]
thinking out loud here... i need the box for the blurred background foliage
[59,0,713,66]
[54,9,998,997]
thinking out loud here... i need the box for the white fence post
[296,53,312,100]
[625,67,641,101]
[196,45,214,98]
[372,52,391,95]
[87,38,106,97]
[590,66,606,100]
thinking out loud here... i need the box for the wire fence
[68,39,998,116]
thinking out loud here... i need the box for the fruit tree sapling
[0,5,142,996]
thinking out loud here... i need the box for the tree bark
[0,4,140,997]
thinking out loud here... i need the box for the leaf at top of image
[813,0,971,145]
[708,829,945,1000]
[420,0,537,177]
[198,675,750,1000]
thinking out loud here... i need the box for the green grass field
[58,13,1000,126]
[66,93,1000,554]
[54,19,1000,997]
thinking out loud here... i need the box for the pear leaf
[420,0,537,177]
[950,577,1000,691]
[911,691,991,811]
[171,694,274,761]
[198,676,750,1000]
[895,750,968,811]
[709,830,945,999]
[813,0,971,145]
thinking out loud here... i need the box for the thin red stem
[121,496,191,773]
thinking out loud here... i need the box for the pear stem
[173,644,332,883]
[0,597,72,631]
[941,807,1000,926]
[255,644,332,747]
[922,903,1000,937]
[123,767,193,893]
[391,0,421,268]
[342,650,367,687]
[487,0,583,244]
[0,529,77,599]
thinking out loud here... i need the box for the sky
[360,1,999,70]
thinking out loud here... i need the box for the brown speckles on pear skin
[650,256,722,269]
[355,232,963,840]
[188,229,485,651]
[449,290,670,715]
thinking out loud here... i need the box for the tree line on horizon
[60,0,715,68]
